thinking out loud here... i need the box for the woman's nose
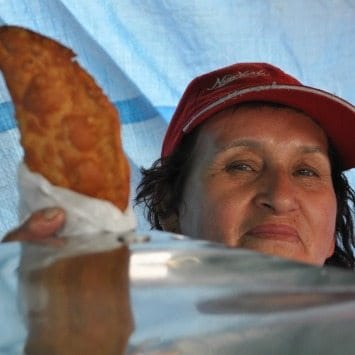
[253,170,299,214]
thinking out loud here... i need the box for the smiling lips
[245,224,300,242]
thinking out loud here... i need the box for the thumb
[2,207,66,243]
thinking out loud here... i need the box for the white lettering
[207,70,267,90]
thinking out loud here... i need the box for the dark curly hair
[135,103,355,269]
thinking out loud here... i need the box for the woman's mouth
[245,224,300,242]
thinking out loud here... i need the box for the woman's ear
[158,212,180,233]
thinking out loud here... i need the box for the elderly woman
[4,63,355,269]
[135,62,355,269]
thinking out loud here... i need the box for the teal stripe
[0,102,16,132]
[115,96,159,124]
[0,98,174,132]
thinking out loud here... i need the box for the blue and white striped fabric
[0,0,354,237]
[0,2,355,352]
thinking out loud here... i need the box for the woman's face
[178,105,337,265]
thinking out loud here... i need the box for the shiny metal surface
[1,230,355,354]
[19,238,133,355]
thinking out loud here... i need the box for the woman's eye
[295,168,319,177]
[225,162,254,172]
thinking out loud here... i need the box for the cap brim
[182,84,355,170]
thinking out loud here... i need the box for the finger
[2,207,66,243]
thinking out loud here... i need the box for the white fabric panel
[0,129,22,234]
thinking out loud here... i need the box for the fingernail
[43,207,61,221]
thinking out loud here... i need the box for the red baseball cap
[162,62,355,170]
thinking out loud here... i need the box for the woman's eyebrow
[218,139,262,152]
[296,146,331,160]
[299,146,325,154]
[219,141,327,154]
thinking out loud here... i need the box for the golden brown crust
[0,26,130,211]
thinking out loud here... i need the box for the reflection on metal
[19,241,133,355]
[1,230,355,354]
[130,252,171,280]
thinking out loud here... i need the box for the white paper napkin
[17,163,137,239]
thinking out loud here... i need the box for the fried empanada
[0,25,130,211]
